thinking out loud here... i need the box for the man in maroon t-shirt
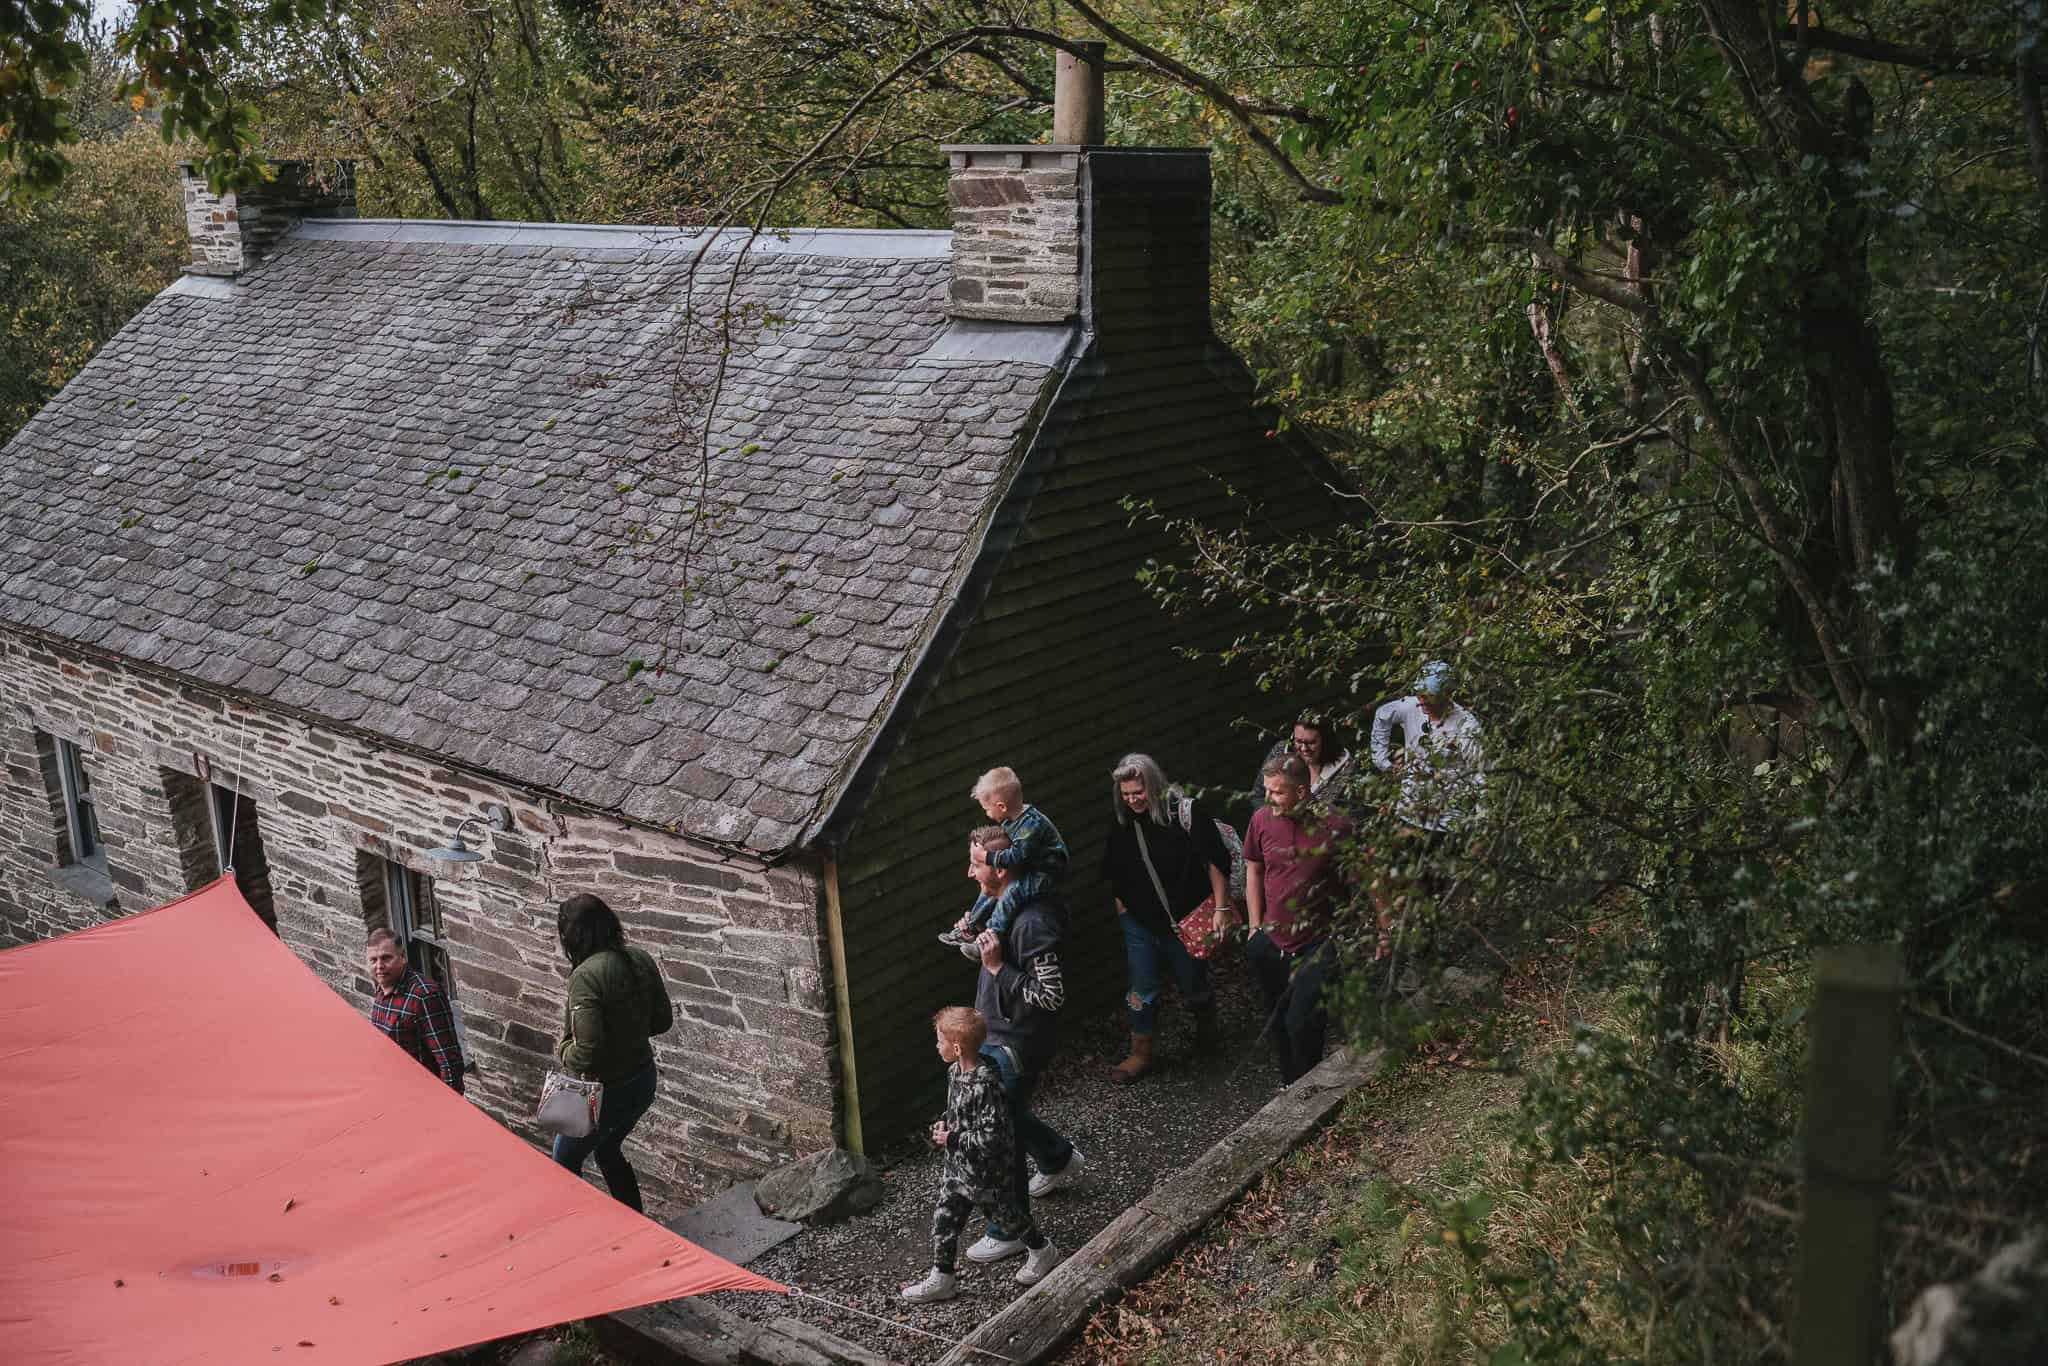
[1244,753,1353,1084]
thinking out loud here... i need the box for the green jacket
[557,944,674,1082]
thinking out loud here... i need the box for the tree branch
[1659,347,1877,755]
[1782,24,2047,80]
[1495,229,1653,315]
[1908,1002,2048,1072]
[2019,11,2048,198]
[1060,0,1343,204]
[1526,281,1585,423]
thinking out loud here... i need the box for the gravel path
[700,950,1294,1364]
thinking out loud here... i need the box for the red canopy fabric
[0,877,781,1365]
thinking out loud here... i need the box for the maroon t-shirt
[1244,805,1352,952]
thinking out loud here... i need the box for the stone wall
[0,628,836,1210]
[942,146,1083,323]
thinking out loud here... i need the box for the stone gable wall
[0,630,836,1209]
[943,146,1083,323]
[179,161,357,276]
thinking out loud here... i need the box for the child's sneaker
[958,935,984,960]
[936,926,973,949]
[900,1268,959,1303]
[1015,1242,1061,1286]
[965,1232,1027,1262]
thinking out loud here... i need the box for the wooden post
[1794,944,1903,1366]
[821,861,865,1155]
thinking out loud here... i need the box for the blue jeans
[1119,912,1213,1036]
[552,1060,658,1213]
[978,1042,1074,1239]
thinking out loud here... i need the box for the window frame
[54,739,105,873]
[207,783,241,872]
[378,857,472,1071]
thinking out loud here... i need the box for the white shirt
[1370,696,1484,832]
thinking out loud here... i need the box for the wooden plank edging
[933,1045,1384,1366]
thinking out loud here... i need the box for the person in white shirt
[1370,660,1484,834]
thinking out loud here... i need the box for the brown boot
[1110,1033,1154,1085]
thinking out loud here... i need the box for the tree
[225,0,599,220]
[1122,0,2047,1353]
[2,0,341,200]
[1,23,185,440]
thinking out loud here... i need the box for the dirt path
[698,950,1316,1362]
[458,949,1574,1366]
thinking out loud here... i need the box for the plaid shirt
[371,968,465,1093]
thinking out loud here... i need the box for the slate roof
[0,221,1072,853]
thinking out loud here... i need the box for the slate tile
[0,227,1059,852]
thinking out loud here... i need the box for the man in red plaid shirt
[367,929,464,1093]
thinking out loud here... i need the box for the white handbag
[537,1070,602,1138]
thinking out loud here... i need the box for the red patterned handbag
[1175,896,1223,960]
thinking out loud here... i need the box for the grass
[1054,950,1621,1366]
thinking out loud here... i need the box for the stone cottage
[0,105,1345,1204]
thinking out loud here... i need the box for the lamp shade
[426,839,483,863]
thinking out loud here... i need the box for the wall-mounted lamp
[426,804,514,863]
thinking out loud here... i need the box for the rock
[503,1338,576,1366]
[1892,1234,2048,1366]
[1437,966,1499,1005]
[753,1148,883,1225]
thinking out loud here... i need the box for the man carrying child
[901,1006,1061,1303]
[939,766,1069,958]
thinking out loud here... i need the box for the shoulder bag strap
[1130,820,1175,920]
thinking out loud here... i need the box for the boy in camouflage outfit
[900,1006,1061,1303]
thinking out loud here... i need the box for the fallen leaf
[283,1198,297,1213]
[114,1279,124,1288]
[268,1273,284,1283]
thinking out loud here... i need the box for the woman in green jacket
[552,893,675,1212]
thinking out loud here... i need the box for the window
[360,853,471,1070]
[205,783,279,931]
[54,739,105,873]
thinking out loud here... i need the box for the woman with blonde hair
[1097,754,1237,1083]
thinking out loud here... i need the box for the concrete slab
[915,321,1076,368]
[668,1182,802,1268]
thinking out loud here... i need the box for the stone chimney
[943,46,1211,341]
[180,161,357,277]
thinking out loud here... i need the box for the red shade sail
[0,877,781,1366]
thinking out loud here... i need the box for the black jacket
[1101,799,1232,933]
[975,894,1067,1066]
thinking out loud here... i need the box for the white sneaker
[1014,1242,1061,1286]
[964,1232,1027,1262]
[1027,1147,1086,1198]
[900,1268,958,1303]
